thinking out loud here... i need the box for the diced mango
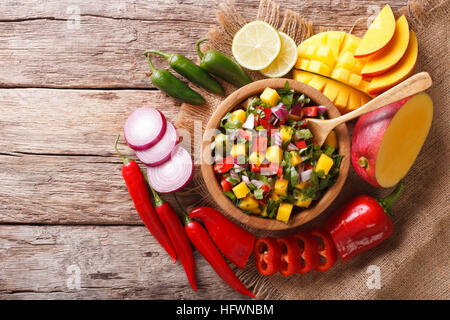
[290,151,302,167]
[249,152,265,166]
[293,70,372,114]
[324,131,338,148]
[230,144,246,158]
[295,181,311,190]
[265,145,283,164]
[315,153,334,175]
[229,109,247,124]
[261,205,268,217]
[274,178,289,196]
[239,196,261,214]
[280,125,294,142]
[270,192,281,201]
[276,202,294,223]
[295,194,312,208]
[326,31,346,57]
[260,88,280,107]
[232,182,250,199]
[308,60,332,77]
[314,46,335,67]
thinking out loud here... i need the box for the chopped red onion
[300,169,313,182]
[271,132,282,147]
[287,143,299,151]
[250,179,264,189]
[230,170,240,181]
[241,175,250,185]
[318,105,327,115]
[290,102,303,117]
[242,113,255,130]
[271,103,288,121]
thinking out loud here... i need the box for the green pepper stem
[114,134,130,164]
[378,181,405,217]
[148,184,164,207]
[196,38,209,60]
[144,50,171,61]
[144,52,157,73]
[173,193,191,225]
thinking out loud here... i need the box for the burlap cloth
[175,0,449,299]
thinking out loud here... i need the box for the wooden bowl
[201,78,350,231]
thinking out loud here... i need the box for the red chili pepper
[254,237,281,276]
[189,207,255,269]
[308,228,337,272]
[277,236,302,276]
[174,198,254,297]
[293,232,319,274]
[303,106,318,117]
[295,140,307,149]
[150,188,197,291]
[220,179,232,192]
[326,182,404,262]
[114,135,177,263]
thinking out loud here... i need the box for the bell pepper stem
[144,50,171,61]
[196,38,209,60]
[173,193,192,226]
[114,134,130,164]
[378,181,405,217]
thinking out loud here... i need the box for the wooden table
[0,0,407,299]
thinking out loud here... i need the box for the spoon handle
[330,72,432,126]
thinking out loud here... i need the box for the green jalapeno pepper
[145,53,206,106]
[196,38,253,88]
[145,50,225,95]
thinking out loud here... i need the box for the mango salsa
[260,87,280,107]
[280,125,294,142]
[274,178,289,196]
[276,202,294,223]
[265,145,283,164]
[229,109,247,124]
[295,194,312,208]
[315,153,334,175]
[239,196,261,214]
[230,144,246,158]
[232,181,250,199]
[290,151,302,167]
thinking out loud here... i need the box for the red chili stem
[114,135,177,264]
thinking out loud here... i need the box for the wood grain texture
[0,225,248,299]
[0,0,407,88]
[0,0,409,300]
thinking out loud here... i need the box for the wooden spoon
[307,72,433,146]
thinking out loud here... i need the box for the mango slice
[293,70,372,114]
[296,31,371,94]
[362,16,410,78]
[354,5,396,58]
[367,30,418,95]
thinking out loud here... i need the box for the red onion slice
[317,105,328,115]
[135,121,178,167]
[124,107,167,151]
[300,169,313,182]
[146,146,193,193]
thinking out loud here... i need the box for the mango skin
[351,97,411,187]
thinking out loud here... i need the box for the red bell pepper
[220,179,232,192]
[189,207,255,269]
[309,228,337,272]
[114,135,177,263]
[277,236,302,276]
[295,140,307,149]
[303,106,318,117]
[256,106,272,120]
[254,237,281,276]
[213,155,234,174]
[293,232,319,274]
[326,182,404,262]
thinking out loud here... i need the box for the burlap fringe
[175,0,449,300]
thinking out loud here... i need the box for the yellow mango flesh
[260,87,280,107]
[354,5,396,58]
[375,93,433,187]
[232,182,250,199]
[239,196,261,214]
[296,31,371,94]
[362,15,410,77]
[276,202,294,223]
[293,70,372,114]
[367,30,418,95]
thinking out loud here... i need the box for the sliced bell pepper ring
[303,106,318,117]
[277,235,302,276]
[308,228,338,272]
[221,179,232,192]
[254,237,281,276]
[293,232,319,274]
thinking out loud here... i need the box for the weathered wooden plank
[0,225,248,299]
[0,0,407,88]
